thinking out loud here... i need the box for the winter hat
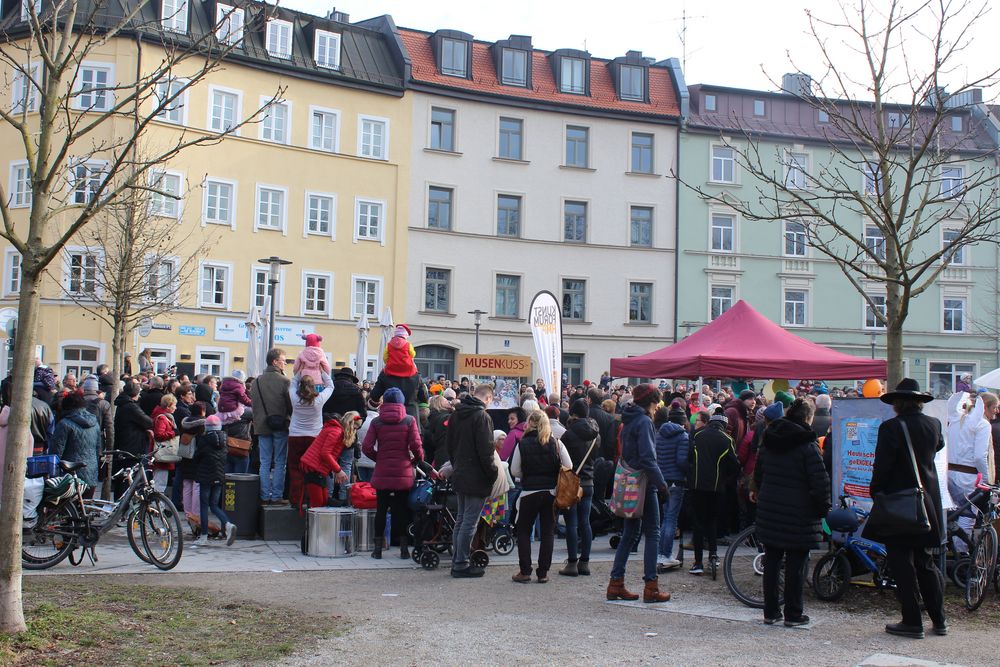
[123,381,141,398]
[81,375,99,394]
[383,387,405,404]
[205,414,222,430]
[303,333,323,347]
[632,383,660,407]
[232,370,245,381]
[393,324,412,339]
[366,397,381,410]
[739,389,756,401]
[774,391,794,407]
[763,402,784,421]
[492,429,506,441]
[668,401,687,424]
[709,413,729,425]
[570,398,589,419]
[443,388,457,400]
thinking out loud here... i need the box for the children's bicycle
[811,499,892,602]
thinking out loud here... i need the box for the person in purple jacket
[362,387,426,559]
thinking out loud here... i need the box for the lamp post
[468,309,486,354]
[870,331,878,359]
[258,255,292,352]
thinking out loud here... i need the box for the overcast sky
[284,0,1000,98]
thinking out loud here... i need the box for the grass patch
[0,577,344,666]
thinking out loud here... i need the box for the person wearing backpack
[193,415,237,547]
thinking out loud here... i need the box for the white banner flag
[528,291,563,398]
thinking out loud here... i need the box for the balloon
[772,379,790,393]
[762,381,775,401]
[862,379,882,398]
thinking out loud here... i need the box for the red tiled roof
[400,29,680,119]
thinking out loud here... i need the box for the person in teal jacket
[49,391,101,494]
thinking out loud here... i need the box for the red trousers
[286,436,313,508]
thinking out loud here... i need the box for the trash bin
[224,473,260,539]
[307,508,355,557]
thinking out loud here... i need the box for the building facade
[676,78,1000,396]
[0,3,411,380]
[399,28,685,383]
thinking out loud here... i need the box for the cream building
[0,4,411,380]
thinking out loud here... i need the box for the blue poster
[830,398,894,509]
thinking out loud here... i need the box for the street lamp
[258,255,292,352]
[468,309,486,354]
[870,331,878,359]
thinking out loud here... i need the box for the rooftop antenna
[669,6,706,72]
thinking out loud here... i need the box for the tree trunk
[0,270,42,634]
[885,319,905,389]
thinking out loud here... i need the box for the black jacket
[446,395,498,497]
[322,378,367,421]
[561,417,600,486]
[517,431,560,491]
[138,389,164,417]
[688,421,739,492]
[424,408,451,466]
[113,394,153,456]
[371,372,428,421]
[753,418,831,550]
[195,429,228,485]
[864,409,945,547]
[812,408,832,440]
[589,403,617,461]
[83,393,113,452]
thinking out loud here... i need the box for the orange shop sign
[457,354,533,378]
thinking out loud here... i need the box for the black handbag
[259,382,290,432]
[866,421,931,537]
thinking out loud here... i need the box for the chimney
[326,7,350,23]
[781,72,813,97]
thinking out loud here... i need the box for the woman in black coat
[752,398,830,627]
[864,379,946,639]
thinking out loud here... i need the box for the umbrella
[356,313,370,381]
[974,368,1000,389]
[373,306,394,378]
[245,304,266,377]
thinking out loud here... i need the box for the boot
[399,536,409,560]
[606,578,639,601]
[577,559,590,576]
[559,560,579,577]
[371,537,383,560]
[643,578,671,603]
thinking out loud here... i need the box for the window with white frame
[197,350,226,377]
[251,268,269,309]
[784,151,808,189]
[440,38,468,77]
[630,206,652,247]
[783,220,807,257]
[783,289,807,326]
[203,179,234,226]
[710,285,734,320]
[359,117,387,159]
[11,63,39,113]
[146,348,174,374]
[149,171,181,218]
[864,294,887,329]
[424,268,450,312]
[951,115,962,133]
[501,48,527,86]
[265,19,292,59]
[215,4,244,46]
[260,100,289,143]
[62,346,99,378]
[943,297,966,332]
[209,88,239,132]
[619,65,644,101]
[631,133,654,173]
[863,161,884,196]
[352,277,381,319]
[75,63,114,112]
[427,187,452,230]
[498,117,523,160]
[942,228,966,266]
[9,162,31,208]
[161,0,188,33]
[563,201,587,242]
[887,111,909,129]
[4,250,21,296]
[864,225,886,261]
[67,251,99,295]
[305,193,334,236]
[310,108,338,152]
[565,125,589,168]
[628,282,652,323]
[495,274,520,318]
[314,30,341,69]
[200,263,229,308]
[711,145,735,183]
[430,107,455,151]
[753,99,765,116]
[146,257,176,302]
[497,194,521,237]
[69,161,106,205]
[561,279,586,320]
[929,362,976,399]
[711,212,734,252]
[302,272,331,315]
[560,58,586,94]
[818,110,829,123]
[154,77,186,124]
[20,0,41,22]
[704,94,716,112]
[355,199,383,241]
[940,166,965,197]
[256,186,286,232]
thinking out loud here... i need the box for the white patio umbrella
[356,313,370,381]
[245,304,267,377]
[974,368,1000,389]
[373,306,394,378]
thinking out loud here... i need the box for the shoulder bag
[610,456,648,519]
[259,379,290,432]
[865,420,931,537]
[177,431,196,460]
[555,438,596,510]
[152,415,182,463]
[227,433,252,458]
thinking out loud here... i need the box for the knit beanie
[668,402,687,425]
[632,383,659,407]
[492,429,506,441]
[443,388,456,400]
[763,402,784,421]
[394,324,411,339]
[739,389,756,401]
[205,414,222,431]
[383,387,405,404]
[774,391,794,407]
[709,413,728,425]
[82,375,99,393]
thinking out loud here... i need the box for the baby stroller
[409,476,490,570]
[591,457,622,546]
[477,494,514,556]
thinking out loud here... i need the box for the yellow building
[0,5,411,380]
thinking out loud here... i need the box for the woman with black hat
[865,378,947,639]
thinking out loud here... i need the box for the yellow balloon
[762,381,775,401]
[772,379,790,393]
[862,379,883,398]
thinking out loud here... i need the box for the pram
[409,476,491,569]
[591,457,622,546]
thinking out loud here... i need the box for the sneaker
[193,535,209,547]
[657,558,682,573]
[931,622,948,636]
[512,572,532,583]
[885,622,924,639]
[225,522,237,546]
[764,615,782,625]
[784,615,811,628]
[452,566,485,579]
[689,563,704,575]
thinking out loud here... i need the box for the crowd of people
[6,331,998,638]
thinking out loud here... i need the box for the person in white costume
[945,392,994,551]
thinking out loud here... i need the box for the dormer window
[161,0,188,33]
[561,58,586,94]
[441,38,468,77]
[620,65,644,101]
[215,4,244,46]
[951,115,962,132]
[704,94,716,111]
[501,48,527,86]
[753,99,765,116]
[315,29,341,69]
[266,19,292,59]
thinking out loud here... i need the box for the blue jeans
[452,493,486,570]
[610,485,661,582]
[659,483,685,560]
[226,454,250,474]
[356,466,373,483]
[257,431,288,501]
[200,483,231,532]
[564,485,595,561]
[170,466,185,510]
[336,449,354,501]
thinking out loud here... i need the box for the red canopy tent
[610,300,887,380]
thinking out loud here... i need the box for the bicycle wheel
[964,526,997,611]
[139,492,184,570]
[126,507,152,564]
[812,552,851,601]
[22,502,79,570]
[723,525,783,609]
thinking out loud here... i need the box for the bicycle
[812,499,892,602]
[948,475,1000,611]
[22,450,184,570]
[723,524,784,608]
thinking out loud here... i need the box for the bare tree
[679,0,1000,386]
[0,0,282,632]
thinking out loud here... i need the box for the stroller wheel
[406,522,415,539]
[411,545,423,563]
[421,550,440,570]
[609,534,621,549]
[471,550,489,569]
[493,532,514,556]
